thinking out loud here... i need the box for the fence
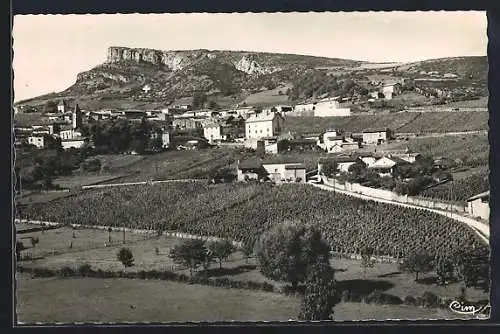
[321,176,468,213]
[81,178,205,190]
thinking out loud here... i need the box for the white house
[142,84,152,93]
[28,135,46,149]
[314,99,351,117]
[320,131,344,153]
[362,129,391,145]
[467,191,489,221]
[203,121,224,143]
[237,159,306,183]
[61,138,86,150]
[368,156,409,177]
[245,111,284,140]
[57,100,67,113]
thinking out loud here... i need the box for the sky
[13,11,487,102]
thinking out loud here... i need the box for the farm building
[27,134,47,149]
[467,191,490,221]
[362,128,392,145]
[203,121,225,143]
[57,99,68,113]
[170,97,193,111]
[382,83,402,100]
[172,117,204,131]
[245,110,284,140]
[313,98,351,117]
[61,137,87,150]
[368,156,410,177]
[237,159,306,183]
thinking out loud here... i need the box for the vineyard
[421,172,489,203]
[99,148,246,183]
[22,183,487,259]
[284,111,487,134]
[400,134,489,168]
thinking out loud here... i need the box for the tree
[241,240,254,263]
[192,92,207,109]
[255,222,330,291]
[117,247,134,267]
[208,240,235,269]
[299,260,337,321]
[360,247,376,279]
[30,237,39,248]
[453,248,489,289]
[435,256,455,286]
[321,159,338,178]
[347,159,367,181]
[170,239,209,278]
[44,100,58,113]
[400,252,434,282]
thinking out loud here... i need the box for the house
[28,134,47,149]
[203,121,225,143]
[245,110,284,140]
[313,98,351,117]
[61,137,86,150]
[237,159,306,183]
[262,162,306,183]
[368,156,410,177]
[57,100,68,113]
[321,132,345,153]
[443,73,458,79]
[362,128,392,145]
[142,84,152,93]
[333,156,361,173]
[467,191,489,221]
[170,97,193,111]
[149,129,170,149]
[172,117,204,130]
[381,83,402,100]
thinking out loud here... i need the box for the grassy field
[19,225,488,304]
[243,86,292,107]
[283,111,487,134]
[391,133,489,168]
[97,148,247,183]
[16,225,151,259]
[16,276,473,323]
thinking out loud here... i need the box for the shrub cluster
[17,265,276,293]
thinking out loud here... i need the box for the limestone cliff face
[106,47,189,71]
[105,47,280,75]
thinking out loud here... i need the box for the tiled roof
[285,164,306,170]
[467,191,490,202]
[245,111,281,123]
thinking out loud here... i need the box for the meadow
[16,275,473,323]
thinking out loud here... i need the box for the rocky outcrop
[234,55,280,75]
[106,47,189,71]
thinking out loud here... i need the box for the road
[308,181,490,245]
[81,178,205,189]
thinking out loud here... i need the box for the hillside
[16,47,365,110]
[284,111,489,134]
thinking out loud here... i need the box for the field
[97,148,246,183]
[392,133,489,168]
[21,183,488,259]
[421,171,489,203]
[16,275,473,323]
[243,86,292,106]
[283,111,488,134]
[18,225,488,304]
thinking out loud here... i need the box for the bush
[404,295,417,306]
[77,264,93,277]
[117,247,134,267]
[420,291,440,308]
[58,266,75,278]
[341,290,351,302]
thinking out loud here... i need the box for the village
[14,86,489,223]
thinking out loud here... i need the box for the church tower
[72,103,82,130]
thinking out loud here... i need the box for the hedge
[16,265,278,294]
